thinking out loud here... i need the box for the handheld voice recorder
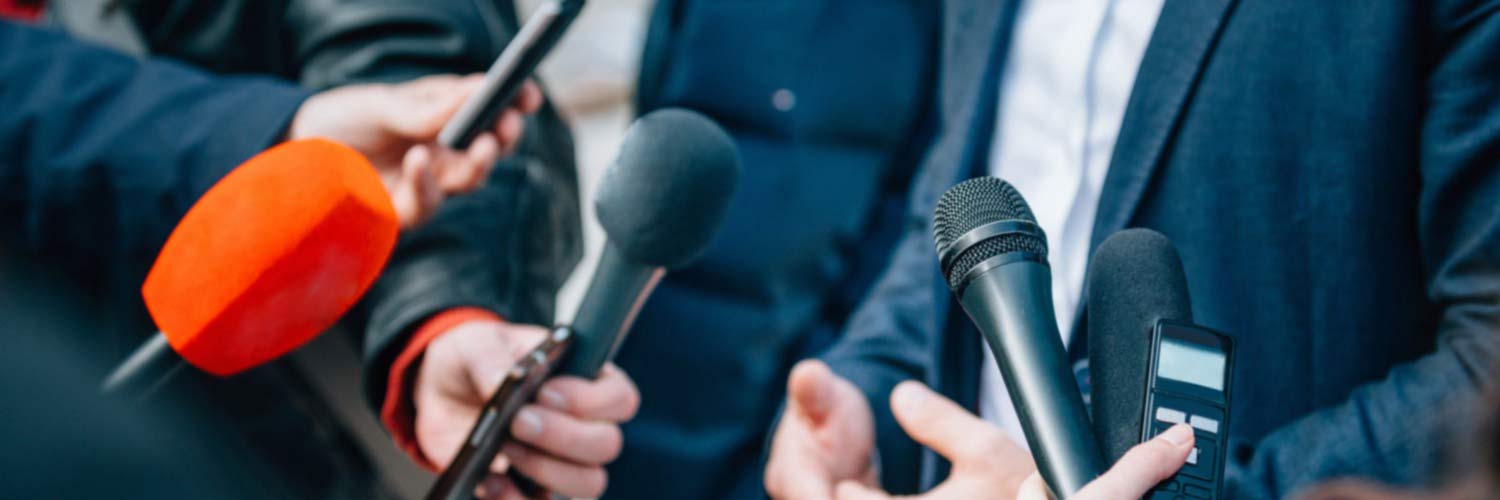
[1142,321,1234,500]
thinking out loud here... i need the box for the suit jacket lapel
[909,0,1014,216]
[1090,0,1239,250]
[918,0,1019,490]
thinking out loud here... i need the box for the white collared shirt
[981,0,1165,451]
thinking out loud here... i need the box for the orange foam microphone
[101,138,398,397]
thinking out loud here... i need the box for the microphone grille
[595,108,740,268]
[932,177,1046,290]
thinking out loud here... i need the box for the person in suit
[353,0,942,498]
[764,0,1500,498]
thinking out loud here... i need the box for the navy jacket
[0,20,308,278]
[605,1,938,498]
[821,1,1500,497]
[350,2,937,497]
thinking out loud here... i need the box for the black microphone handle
[425,242,662,500]
[100,333,187,399]
[558,242,665,378]
[959,261,1106,498]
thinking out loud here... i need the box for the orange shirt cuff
[380,307,503,471]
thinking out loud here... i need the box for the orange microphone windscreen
[141,138,398,376]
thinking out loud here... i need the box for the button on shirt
[981,0,1165,450]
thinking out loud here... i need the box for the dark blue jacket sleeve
[0,21,310,270]
[1227,3,1500,496]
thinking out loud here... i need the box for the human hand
[413,320,639,499]
[765,360,880,499]
[831,381,1037,500]
[1015,423,1194,500]
[288,75,543,227]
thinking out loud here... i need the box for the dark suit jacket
[822,0,1500,497]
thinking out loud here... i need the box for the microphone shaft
[559,242,664,377]
[100,333,186,398]
[960,262,1105,498]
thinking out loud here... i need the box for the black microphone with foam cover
[557,107,740,376]
[1085,228,1193,462]
[933,177,1106,498]
[425,108,739,500]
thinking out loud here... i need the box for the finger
[386,74,482,140]
[439,133,498,193]
[494,110,526,157]
[460,325,549,397]
[477,475,528,500]
[789,360,838,424]
[514,81,543,114]
[764,418,836,500]
[501,443,608,499]
[414,151,443,225]
[833,481,893,500]
[534,363,640,422]
[509,404,624,465]
[392,146,434,228]
[889,381,1021,466]
[1077,423,1194,499]
[413,396,517,471]
[1015,473,1050,500]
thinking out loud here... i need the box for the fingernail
[539,387,569,410]
[893,381,929,413]
[1160,423,1193,447]
[516,408,543,438]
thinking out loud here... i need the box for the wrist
[380,306,504,470]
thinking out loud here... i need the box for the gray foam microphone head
[594,108,741,268]
[1086,228,1193,462]
[933,177,1048,292]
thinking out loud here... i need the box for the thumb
[390,145,439,228]
[789,360,839,424]
[1076,423,1194,499]
[833,480,892,500]
[383,74,484,141]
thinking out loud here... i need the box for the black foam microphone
[425,108,740,500]
[556,107,740,375]
[1085,228,1192,462]
[932,177,1106,498]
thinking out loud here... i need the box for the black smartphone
[437,0,585,149]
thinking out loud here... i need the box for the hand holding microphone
[1016,424,1195,500]
[102,138,399,396]
[417,108,740,500]
[413,320,638,500]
